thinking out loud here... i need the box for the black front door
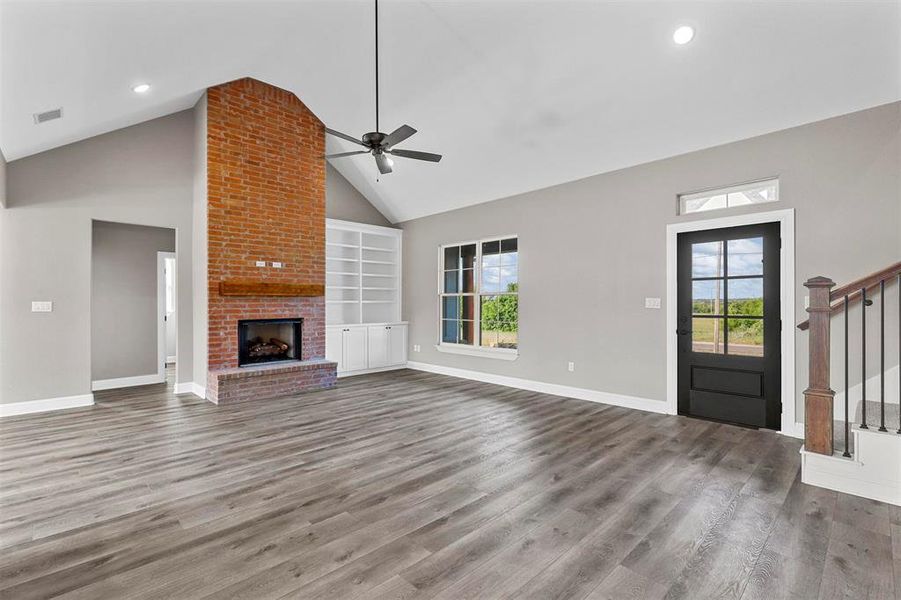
[677,223,781,429]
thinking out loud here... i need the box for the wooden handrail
[797,261,901,331]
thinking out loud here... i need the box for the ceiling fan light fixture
[322,0,442,175]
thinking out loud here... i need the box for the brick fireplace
[205,77,336,404]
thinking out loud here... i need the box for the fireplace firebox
[237,318,302,367]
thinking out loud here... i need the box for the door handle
[677,329,692,336]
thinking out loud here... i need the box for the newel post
[804,276,835,455]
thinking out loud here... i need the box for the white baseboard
[406,361,670,415]
[0,393,95,417]
[166,355,177,364]
[174,382,206,400]
[337,364,407,378]
[92,373,165,391]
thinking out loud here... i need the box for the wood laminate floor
[0,368,898,599]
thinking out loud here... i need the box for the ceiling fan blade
[389,148,442,163]
[325,127,367,147]
[374,153,393,174]
[325,150,369,159]
[382,124,417,148]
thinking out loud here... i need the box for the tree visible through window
[441,237,518,350]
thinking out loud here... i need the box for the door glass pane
[727,318,763,357]
[727,278,763,316]
[692,317,724,354]
[692,241,724,277]
[692,280,723,315]
[727,237,763,276]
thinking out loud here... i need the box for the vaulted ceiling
[2,1,899,222]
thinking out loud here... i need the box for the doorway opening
[91,221,177,391]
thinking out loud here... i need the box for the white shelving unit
[326,219,407,376]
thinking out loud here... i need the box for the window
[679,179,779,215]
[440,237,518,354]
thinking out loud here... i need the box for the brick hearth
[205,77,336,403]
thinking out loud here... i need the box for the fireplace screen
[237,318,302,366]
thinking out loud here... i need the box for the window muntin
[440,237,518,351]
[679,179,779,215]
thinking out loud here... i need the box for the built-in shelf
[326,219,402,326]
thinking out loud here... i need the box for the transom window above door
[440,237,518,357]
[679,179,779,215]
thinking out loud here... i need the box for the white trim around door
[158,251,176,386]
[666,208,801,439]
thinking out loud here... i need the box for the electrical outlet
[645,297,661,309]
[272,261,283,268]
[413,344,421,352]
[567,361,574,372]
[31,301,53,313]
[255,260,266,267]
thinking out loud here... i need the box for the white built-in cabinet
[325,219,407,376]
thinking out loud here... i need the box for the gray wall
[91,221,175,381]
[326,163,391,227]
[1,110,196,404]
[402,102,901,422]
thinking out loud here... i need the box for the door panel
[677,223,781,429]
[368,326,389,369]
[343,328,368,372]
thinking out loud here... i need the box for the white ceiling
[2,1,899,222]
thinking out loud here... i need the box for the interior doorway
[159,252,177,380]
[91,221,177,391]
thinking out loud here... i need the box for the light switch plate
[272,262,283,268]
[32,301,53,313]
[645,297,662,309]
[255,260,266,267]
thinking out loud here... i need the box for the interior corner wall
[401,101,901,424]
[91,221,175,381]
[192,93,208,391]
[1,110,195,405]
[325,163,392,227]
[0,149,7,209]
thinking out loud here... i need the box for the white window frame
[678,178,779,216]
[437,235,519,360]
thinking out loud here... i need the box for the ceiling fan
[324,0,442,175]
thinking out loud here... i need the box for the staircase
[798,262,901,506]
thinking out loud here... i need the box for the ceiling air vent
[33,108,63,124]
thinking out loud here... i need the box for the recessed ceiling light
[132,83,151,94]
[673,26,695,45]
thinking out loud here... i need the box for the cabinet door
[343,327,368,372]
[387,325,407,365]
[325,327,344,372]
[367,326,390,369]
